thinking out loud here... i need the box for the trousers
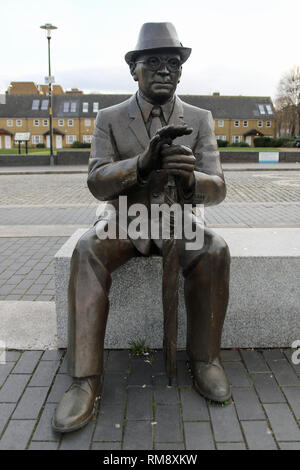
[67,225,230,377]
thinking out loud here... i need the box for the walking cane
[156,125,193,385]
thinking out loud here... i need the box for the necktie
[149,106,163,138]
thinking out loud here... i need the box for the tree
[275,66,300,137]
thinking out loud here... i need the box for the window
[43,119,48,126]
[32,99,40,110]
[257,120,263,127]
[58,119,64,126]
[266,121,271,127]
[266,104,273,115]
[82,102,88,113]
[68,119,74,127]
[93,102,99,113]
[70,102,77,112]
[216,135,226,141]
[41,99,49,110]
[234,120,240,127]
[232,136,242,143]
[63,102,70,113]
[243,121,248,127]
[16,120,22,127]
[32,135,43,144]
[258,104,266,114]
[84,119,91,127]
[66,135,76,144]
[218,120,224,127]
[7,120,13,127]
[33,119,40,127]
[83,135,93,143]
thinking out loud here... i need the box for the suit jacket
[88,94,226,253]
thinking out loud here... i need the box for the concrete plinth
[55,228,300,349]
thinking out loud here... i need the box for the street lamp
[40,23,57,166]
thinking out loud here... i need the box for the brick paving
[0,170,300,450]
[0,237,67,301]
[0,348,300,450]
[0,171,299,206]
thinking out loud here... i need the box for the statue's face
[131,51,182,104]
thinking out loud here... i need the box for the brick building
[0,91,276,149]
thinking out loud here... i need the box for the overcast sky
[1,0,299,100]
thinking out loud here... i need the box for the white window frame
[32,99,40,110]
[84,119,91,127]
[83,135,93,143]
[258,104,266,115]
[216,135,226,141]
[266,104,273,115]
[232,135,242,144]
[58,119,64,127]
[7,119,13,127]
[243,120,248,127]
[82,102,88,113]
[63,102,69,113]
[266,121,271,127]
[43,119,49,126]
[234,120,240,127]
[218,120,224,127]
[33,119,40,127]
[70,102,77,112]
[32,135,43,145]
[93,102,99,113]
[257,120,263,128]
[66,135,77,144]
[41,99,49,110]
[68,119,74,127]
[16,120,22,127]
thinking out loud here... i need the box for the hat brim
[125,46,191,65]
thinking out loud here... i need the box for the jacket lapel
[128,95,149,150]
[168,96,185,126]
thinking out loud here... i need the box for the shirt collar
[136,91,175,123]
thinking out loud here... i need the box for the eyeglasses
[135,56,182,72]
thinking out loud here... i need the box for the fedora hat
[125,22,191,64]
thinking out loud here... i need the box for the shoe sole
[51,397,101,434]
[193,379,232,403]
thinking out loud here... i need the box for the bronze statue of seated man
[52,22,231,433]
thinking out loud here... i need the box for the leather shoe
[52,376,102,433]
[190,358,231,403]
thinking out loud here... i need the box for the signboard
[45,76,55,84]
[14,132,31,142]
[259,152,279,163]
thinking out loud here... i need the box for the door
[245,136,252,146]
[46,135,50,148]
[56,135,62,149]
[5,135,11,149]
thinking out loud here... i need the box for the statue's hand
[138,124,193,180]
[160,144,196,192]
[137,133,162,180]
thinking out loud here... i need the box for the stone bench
[55,228,300,349]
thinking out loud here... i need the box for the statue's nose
[157,64,169,75]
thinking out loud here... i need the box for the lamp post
[40,23,57,166]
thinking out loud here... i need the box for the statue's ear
[177,66,182,84]
[130,62,138,81]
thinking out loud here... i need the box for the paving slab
[264,404,300,441]
[184,422,215,450]
[241,421,277,450]
[123,421,153,450]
